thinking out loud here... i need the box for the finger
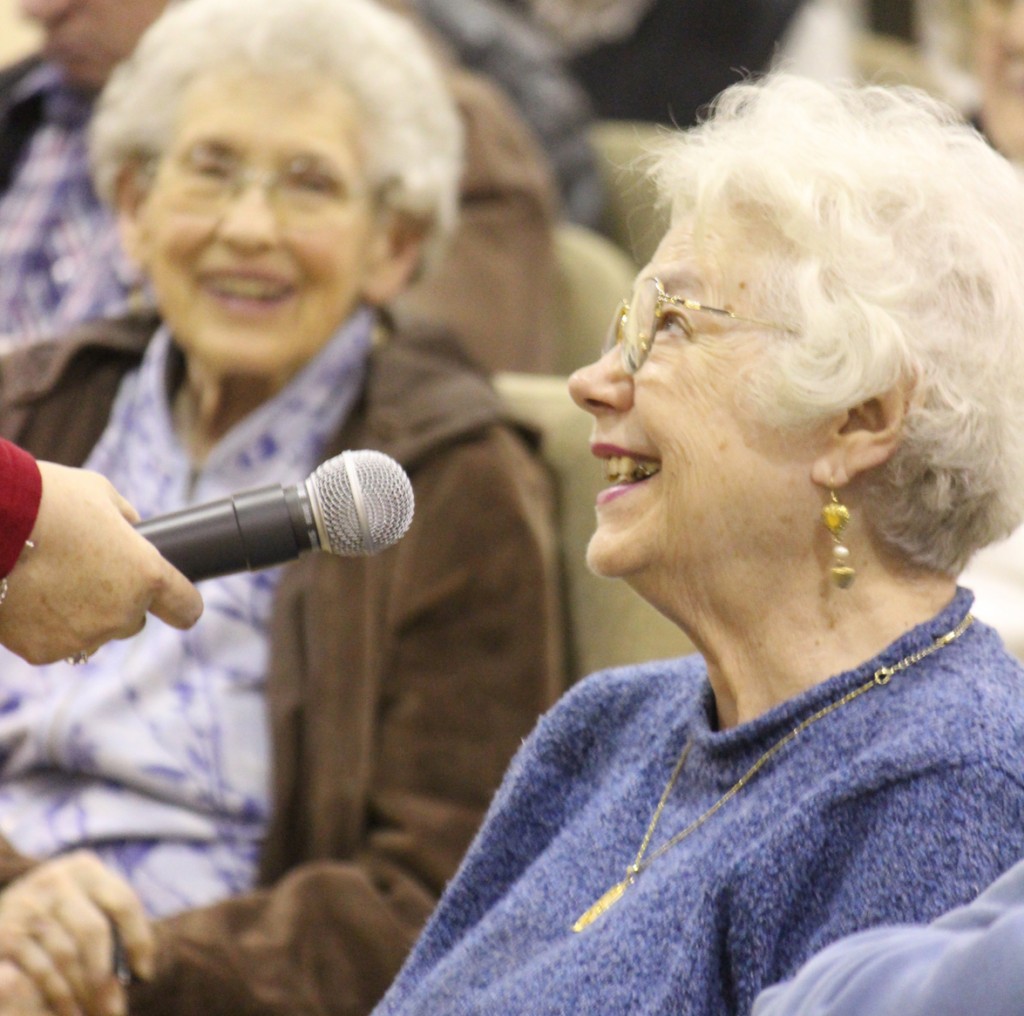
[101,537,201,641]
[5,931,81,1016]
[27,910,93,1003]
[35,896,130,1016]
[93,906,155,983]
[106,483,141,526]
[143,559,204,632]
[52,894,117,998]
[0,959,50,1014]
[0,853,143,1012]
[56,858,156,983]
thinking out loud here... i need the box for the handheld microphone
[135,450,414,582]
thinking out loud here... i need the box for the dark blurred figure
[507,0,808,123]
[413,0,603,226]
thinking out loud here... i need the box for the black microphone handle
[135,483,320,582]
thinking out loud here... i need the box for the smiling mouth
[1002,51,1024,91]
[207,277,292,301]
[605,455,661,485]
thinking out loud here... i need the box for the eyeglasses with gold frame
[603,276,788,374]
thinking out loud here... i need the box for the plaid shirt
[0,63,144,346]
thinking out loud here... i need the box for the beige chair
[852,32,946,96]
[589,120,670,270]
[552,221,638,375]
[495,371,694,685]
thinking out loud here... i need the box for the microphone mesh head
[308,450,414,556]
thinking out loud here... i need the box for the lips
[996,43,1024,93]
[204,274,293,301]
[1003,53,1024,91]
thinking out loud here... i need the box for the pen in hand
[111,924,135,987]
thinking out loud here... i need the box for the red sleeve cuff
[0,440,42,577]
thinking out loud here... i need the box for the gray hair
[89,0,463,265]
[649,71,1024,574]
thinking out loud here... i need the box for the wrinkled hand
[0,462,203,665]
[0,851,153,1016]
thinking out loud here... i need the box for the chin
[585,533,641,581]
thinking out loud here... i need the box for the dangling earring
[821,485,855,589]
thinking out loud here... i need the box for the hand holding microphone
[135,450,415,582]
[0,462,205,666]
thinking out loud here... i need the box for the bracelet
[0,539,34,607]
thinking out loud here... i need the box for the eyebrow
[179,134,347,163]
[648,269,706,297]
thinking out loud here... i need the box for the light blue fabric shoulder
[753,854,1024,1016]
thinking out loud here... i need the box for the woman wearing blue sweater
[375,72,1024,1015]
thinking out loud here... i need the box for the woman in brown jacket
[0,0,564,1012]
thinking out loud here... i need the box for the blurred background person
[0,0,571,372]
[501,0,810,123]
[837,0,1024,662]
[409,0,603,228]
[949,0,1024,659]
[0,0,164,340]
[972,0,1024,156]
[371,72,1024,1016]
[0,0,565,1013]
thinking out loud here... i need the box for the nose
[215,181,280,248]
[568,345,634,417]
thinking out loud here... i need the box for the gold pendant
[822,501,850,538]
[572,877,632,932]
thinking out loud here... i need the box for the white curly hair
[89,0,463,268]
[649,71,1024,574]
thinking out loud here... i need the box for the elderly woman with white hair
[366,73,1024,1016]
[0,0,563,1013]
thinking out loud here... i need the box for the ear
[811,383,909,489]
[360,211,428,306]
[113,161,153,268]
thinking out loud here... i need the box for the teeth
[211,277,288,300]
[605,455,660,484]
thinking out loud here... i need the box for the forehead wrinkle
[165,71,368,183]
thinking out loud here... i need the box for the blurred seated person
[0,0,564,1012]
[0,0,559,372]
[503,0,807,123]
[953,0,1024,658]
[369,72,1024,1016]
[970,0,1024,160]
[409,0,603,227]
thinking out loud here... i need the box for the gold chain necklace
[571,612,975,933]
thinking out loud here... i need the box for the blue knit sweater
[374,589,1024,1016]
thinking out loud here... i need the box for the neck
[641,555,958,730]
[173,361,277,464]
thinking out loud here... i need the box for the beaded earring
[822,486,855,588]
